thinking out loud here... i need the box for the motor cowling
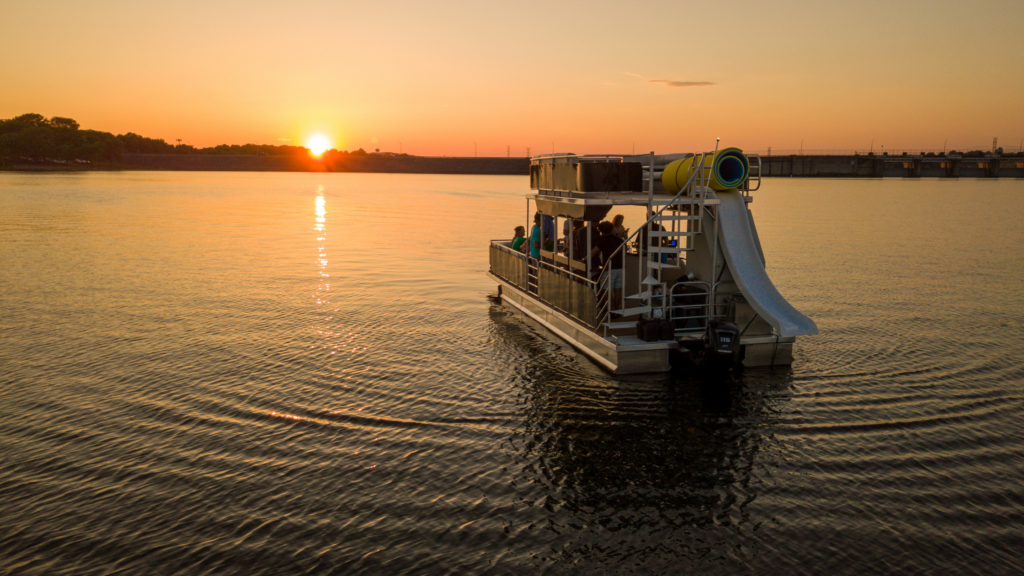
[704,319,740,361]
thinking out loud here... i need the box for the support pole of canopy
[540,211,545,260]
[568,217,573,270]
[643,150,653,315]
[710,204,719,321]
[525,198,530,246]
[586,224,592,287]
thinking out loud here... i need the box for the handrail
[536,258,598,287]
[665,280,732,334]
[594,151,714,327]
[490,240,527,258]
[610,157,707,265]
[491,239,596,285]
[668,280,712,333]
[509,236,596,288]
[742,154,762,195]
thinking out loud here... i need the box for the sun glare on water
[307,134,332,157]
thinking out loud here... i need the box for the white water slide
[715,189,819,337]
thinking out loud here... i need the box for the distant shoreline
[4,153,1023,179]
[6,154,532,176]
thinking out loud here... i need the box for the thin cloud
[647,79,715,88]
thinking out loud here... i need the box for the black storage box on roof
[577,161,642,192]
[531,155,642,194]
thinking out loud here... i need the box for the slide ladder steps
[636,150,713,321]
[650,230,697,236]
[602,320,639,330]
[612,305,652,317]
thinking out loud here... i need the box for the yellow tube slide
[662,148,749,193]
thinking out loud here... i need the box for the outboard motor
[703,319,740,368]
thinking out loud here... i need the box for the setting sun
[306,134,332,157]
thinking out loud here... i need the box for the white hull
[489,272,673,374]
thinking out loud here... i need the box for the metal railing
[742,154,761,195]
[490,240,524,257]
[535,255,598,289]
[666,280,730,334]
[594,148,716,330]
[491,239,603,326]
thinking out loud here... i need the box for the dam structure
[761,154,1024,178]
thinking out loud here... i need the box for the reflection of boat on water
[487,145,818,374]
[487,304,790,568]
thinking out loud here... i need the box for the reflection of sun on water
[307,134,332,158]
[315,195,326,231]
[315,186,328,279]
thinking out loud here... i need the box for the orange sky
[2,0,1022,155]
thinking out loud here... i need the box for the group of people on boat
[511,212,630,301]
[512,213,625,260]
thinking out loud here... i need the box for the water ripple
[0,174,1022,574]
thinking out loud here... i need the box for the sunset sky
[2,0,1021,156]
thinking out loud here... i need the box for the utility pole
[526,147,531,158]
[767,146,772,156]
[943,139,947,154]
[992,137,997,154]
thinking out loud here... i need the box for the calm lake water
[1,172,1022,575]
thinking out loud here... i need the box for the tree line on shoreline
[3,112,1017,166]
[0,113,373,166]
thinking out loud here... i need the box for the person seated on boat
[530,213,542,258]
[575,220,599,276]
[574,220,595,254]
[559,219,589,274]
[564,218,579,255]
[564,219,585,260]
[612,214,627,239]
[591,221,625,306]
[541,213,556,253]
[511,226,527,253]
[569,219,585,258]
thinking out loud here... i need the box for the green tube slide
[662,148,749,193]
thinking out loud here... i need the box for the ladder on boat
[597,146,718,333]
